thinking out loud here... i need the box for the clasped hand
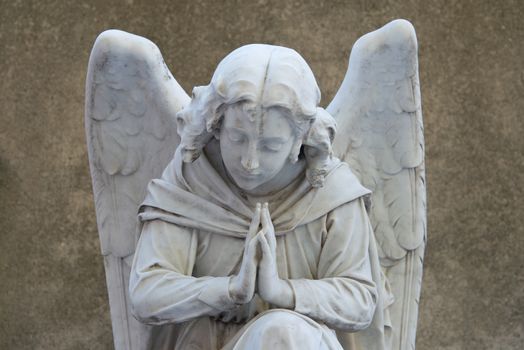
[228,203,294,308]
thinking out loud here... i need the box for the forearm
[293,199,377,331]
[129,268,237,325]
[288,276,376,331]
[129,219,239,325]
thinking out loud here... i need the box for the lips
[241,172,262,179]
[237,169,262,179]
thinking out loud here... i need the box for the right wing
[85,30,190,350]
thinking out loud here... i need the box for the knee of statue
[252,310,317,338]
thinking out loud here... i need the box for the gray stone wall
[1,1,522,349]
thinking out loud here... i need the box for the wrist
[262,278,295,308]
[277,279,295,309]
[198,276,238,311]
[228,275,253,305]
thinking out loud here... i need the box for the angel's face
[219,104,296,192]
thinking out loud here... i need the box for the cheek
[259,147,293,172]
[220,138,241,164]
[257,154,278,172]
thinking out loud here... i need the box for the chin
[233,177,265,191]
[230,172,270,191]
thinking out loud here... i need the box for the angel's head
[176,44,336,191]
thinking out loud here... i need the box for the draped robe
[129,144,387,350]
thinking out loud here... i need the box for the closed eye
[227,129,246,143]
[260,139,286,152]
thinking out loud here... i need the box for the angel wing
[328,20,426,350]
[85,30,190,350]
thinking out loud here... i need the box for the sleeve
[288,198,378,332]
[129,218,238,325]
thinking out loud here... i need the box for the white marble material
[85,19,425,350]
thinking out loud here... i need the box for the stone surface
[86,30,423,348]
[1,1,523,350]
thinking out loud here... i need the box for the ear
[176,114,186,135]
[288,139,302,163]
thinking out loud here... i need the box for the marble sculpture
[85,19,426,350]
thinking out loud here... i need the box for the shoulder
[323,161,368,192]
[326,195,368,221]
[312,161,370,211]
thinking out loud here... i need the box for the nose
[241,143,259,172]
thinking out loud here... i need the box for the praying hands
[228,203,295,308]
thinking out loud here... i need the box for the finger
[243,235,260,274]
[257,233,278,280]
[243,227,261,262]
[261,204,277,252]
[260,203,270,229]
[244,205,261,257]
[265,230,277,255]
[257,231,271,261]
[262,203,275,233]
[246,240,258,273]
[246,235,258,257]
[245,231,261,258]
[247,203,262,239]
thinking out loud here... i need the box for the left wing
[327,19,426,350]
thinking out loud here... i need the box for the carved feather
[85,30,190,350]
[328,20,426,350]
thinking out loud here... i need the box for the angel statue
[85,19,425,350]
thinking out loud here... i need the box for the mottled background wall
[1,0,522,349]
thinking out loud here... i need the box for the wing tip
[93,29,128,52]
[380,19,417,46]
[90,29,159,61]
[95,29,142,45]
[385,19,416,39]
[353,18,417,53]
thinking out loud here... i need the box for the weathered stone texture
[0,1,522,349]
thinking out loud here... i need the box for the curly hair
[175,44,337,187]
[303,108,338,187]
